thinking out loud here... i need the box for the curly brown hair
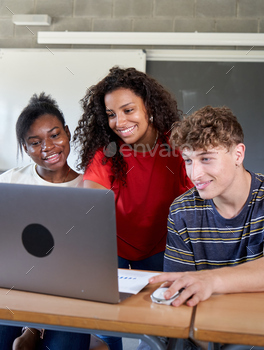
[170,105,244,151]
[73,66,181,184]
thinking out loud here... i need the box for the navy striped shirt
[164,171,264,272]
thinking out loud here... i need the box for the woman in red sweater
[73,66,192,350]
[74,67,193,271]
[74,66,192,271]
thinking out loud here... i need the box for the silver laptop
[0,183,120,303]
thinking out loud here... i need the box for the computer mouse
[150,287,180,305]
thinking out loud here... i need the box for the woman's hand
[13,328,40,350]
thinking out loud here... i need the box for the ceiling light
[13,14,51,26]
[37,32,264,46]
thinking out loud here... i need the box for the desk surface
[0,284,193,339]
[194,292,264,346]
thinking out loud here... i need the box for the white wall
[0,49,146,171]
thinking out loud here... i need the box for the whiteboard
[0,49,146,172]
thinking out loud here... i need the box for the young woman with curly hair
[74,66,193,271]
[74,66,193,350]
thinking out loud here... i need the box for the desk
[0,284,193,350]
[193,292,264,347]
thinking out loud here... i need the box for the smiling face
[23,114,71,172]
[182,145,243,201]
[105,88,156,148]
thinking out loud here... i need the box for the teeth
[119,126,134,134]
[46,154,58,159]
[196,181,211,187]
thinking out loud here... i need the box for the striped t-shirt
[164,171,264,272]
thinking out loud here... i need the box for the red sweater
[84,141,193,260]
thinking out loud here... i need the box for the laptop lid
[0,183,119,303]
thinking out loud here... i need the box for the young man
[150,105,264,307]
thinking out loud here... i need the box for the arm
[83,150,112,190]
[149,256,264,307]
[13,328,40,350]
[84,180,107,190]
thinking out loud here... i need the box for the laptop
[0,183,120,304]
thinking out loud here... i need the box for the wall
[0,0,264,50]
[0,0,263,173]
[147,59,264,174]
[0,49,146,171]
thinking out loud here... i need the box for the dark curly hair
[16,92,66,157]
[170,105,244,151]
[73,66,181,184]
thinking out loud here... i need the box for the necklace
[35,165,71,183]
[62,166,71,183]
[151,131,159,150]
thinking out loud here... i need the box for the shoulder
[0,164,33,183]
[170,186,201,208]
[92,148,105,161]
[66,174,84,188]
[169,186,208,220]
[85,148,112,175]
[253,172,264,187]
[249,172,264,206]
[249,172,264,196]
[87,148,112,169]
[84,149,112,188]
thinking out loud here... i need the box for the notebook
[0,183,120,303]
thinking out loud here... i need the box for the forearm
[149,256,264,307]
[213,256,264,294]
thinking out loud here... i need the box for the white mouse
[150,287,180,305]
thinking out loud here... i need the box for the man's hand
[150,257,264,307]
[149,270,219,307]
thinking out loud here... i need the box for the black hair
[16,92,66,157]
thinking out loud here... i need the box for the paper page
[118,269,160,294]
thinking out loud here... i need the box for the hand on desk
[149,257,264,307]
[149,270,218,307]
[13,328,40,350]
